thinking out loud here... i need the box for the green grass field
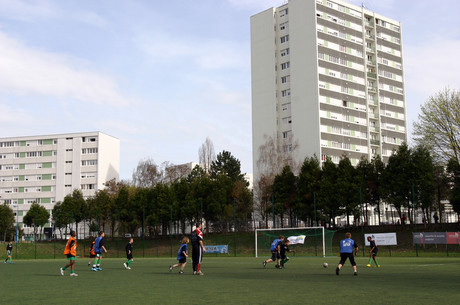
[1,256,459,305]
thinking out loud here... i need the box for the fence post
[142,207,145,258]
[233,198,236,257]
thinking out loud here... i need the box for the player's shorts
[67,255,76,261]
[89,254,96,258]
[127,254,133,260]
[371,250,378,256]
[7,250,12,256]
[271,252,280,261]
[339,253,356,266]
[96,252,102,258]
[178,258,186,264]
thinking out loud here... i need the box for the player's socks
[368,258,372,265]
[374,259,379,266]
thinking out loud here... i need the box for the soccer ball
[323,262,328,268]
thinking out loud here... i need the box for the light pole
[13,204,19,251]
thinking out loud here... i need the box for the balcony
[370,140,380,146]
[367,72,377,79]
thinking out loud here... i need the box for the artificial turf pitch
[1,256,459,305]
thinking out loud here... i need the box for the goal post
[255,226,334,258]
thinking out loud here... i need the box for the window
[340,45,346,52]
[279,22,288,30]
[281,75,290,83]
[279,8,288,17]
[281,89,291,97]
[82,160,98,166]
[281,62,290,70]
[280,35,289,43]
[329,55,339,63]
[343,100,348,107]
[280,48,290,57]
[281,103,291,112]
[340,58,347,65]
[282,117,292,125]
[282,131,292,139]
[341,87,349,93]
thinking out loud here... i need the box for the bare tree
[132,158,162,187]
[253,135,299,227]
[198,137,216,173]
[413,88,460,164]
[163,162,192,184]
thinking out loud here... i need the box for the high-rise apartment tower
[251,0,407,178]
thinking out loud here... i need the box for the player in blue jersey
[263,235,284,268]
[336,232,358,276]
[169,237,189,274]
[92,231,107,271]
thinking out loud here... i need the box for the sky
[1,0,459,181]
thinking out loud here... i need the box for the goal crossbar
[255,226,326,258]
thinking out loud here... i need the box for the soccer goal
[255,227,335,258]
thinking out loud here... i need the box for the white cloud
[0,30,131,106]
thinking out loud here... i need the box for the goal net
[255,227,335,258]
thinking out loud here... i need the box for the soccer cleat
[88,263,91,266]
[124,263,128,269]
[196,271,204,275]
[91,267,98,271]
[336,267,340,275]
[60,267,64,276]
[169,265,173,272]
[70,273,78,277]
[354,272,358,276]
[263,261,267,268]
[9,262,12,264]
[193,271,197,275]
[377,265,381,268]
[4,261,6,264]
[179,270,184,274]
[96,267,102,271]
[367,264,371,267]
[127,267,131,270]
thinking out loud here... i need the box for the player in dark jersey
[169,237,189,274]
[191,223,206,275]
[4,241,13,264]
[263,235,284,269]
[123,238,134,269]
[280,239,295,268]
[336,232,358,276]
[367,236,380,267]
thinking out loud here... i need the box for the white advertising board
[364,233,397,246]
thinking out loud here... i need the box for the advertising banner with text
[364,233,397,246]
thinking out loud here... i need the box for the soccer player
[191,223,206,275]
[367,236,380,267]
[92,231,107,271]
[123,238,134,270]
[336,232,358,276]
[280,239,295,268]
[263,235,284,269]
[169,237,189,274]
[60,231,78,276]
[88,236,96,266]
[4,241,13,264]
